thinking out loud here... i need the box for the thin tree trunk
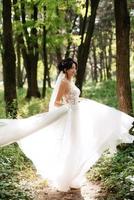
[65,14,78,58]
[16,42,23,87]
[99,52,103,81]
[47,64,52,88]
[104,45,108,80]
[92,40,98,82]
[42,6,48,98]
[20,1,40,99]
[13,0,23,88]
[107,32,113,80]
[76,0,100,92]
[56,47,62,64]
[2,0,17,118]
[114,0,133,114]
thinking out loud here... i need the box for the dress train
[0,82,134,191]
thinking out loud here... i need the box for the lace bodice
[63,81,80,105]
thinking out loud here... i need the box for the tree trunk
[42,6,48,98]
[99,52,103,81]
[76,0,100,92]
[16,42,23,88]
[2,0,17,118]
[56,47,62,64]
[114,0,133,114]
[104,45,108,80]
[47,66,51,88]
[13,0,24,88]
[65,14,78,58]
[92,40,98,82]
[20,1,40,99]
[107,32,113,80]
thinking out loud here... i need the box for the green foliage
[87,145,134,199]
[17,87,51,117]
[0,89,6,118]
[83,80,117,108]
[0,144,33,200]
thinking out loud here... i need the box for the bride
[0,58,134,192]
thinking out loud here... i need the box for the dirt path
[31,179,106,200]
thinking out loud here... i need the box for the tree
[13,0,25,88]
[20,0,40,99]
[114,0,133,114]
[2,0,17,118]
[42,5,49,98]
[76,0,100,92]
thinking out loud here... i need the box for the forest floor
[19,175,107,200]
[36,181,105,200]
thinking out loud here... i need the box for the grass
[83,80,118,107]
[0,80,134,199]
[0,144,34,200]
[17,87,52,117]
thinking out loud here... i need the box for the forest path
[22,177,106,200]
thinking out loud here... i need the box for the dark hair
[57,58,77,73]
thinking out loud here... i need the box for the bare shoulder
[59,79,70,94]
[60,79,69,88]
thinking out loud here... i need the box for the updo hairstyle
[57,58,77,73]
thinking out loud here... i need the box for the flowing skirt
[0,99,134,191]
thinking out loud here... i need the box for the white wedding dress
[0,78,134,191]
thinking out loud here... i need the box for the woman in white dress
[0,58,134,192]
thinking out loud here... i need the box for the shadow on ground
[37,188,84,200]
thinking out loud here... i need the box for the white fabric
[0,105,68,147]
[0,81,134,192]
[49,71,65,111]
